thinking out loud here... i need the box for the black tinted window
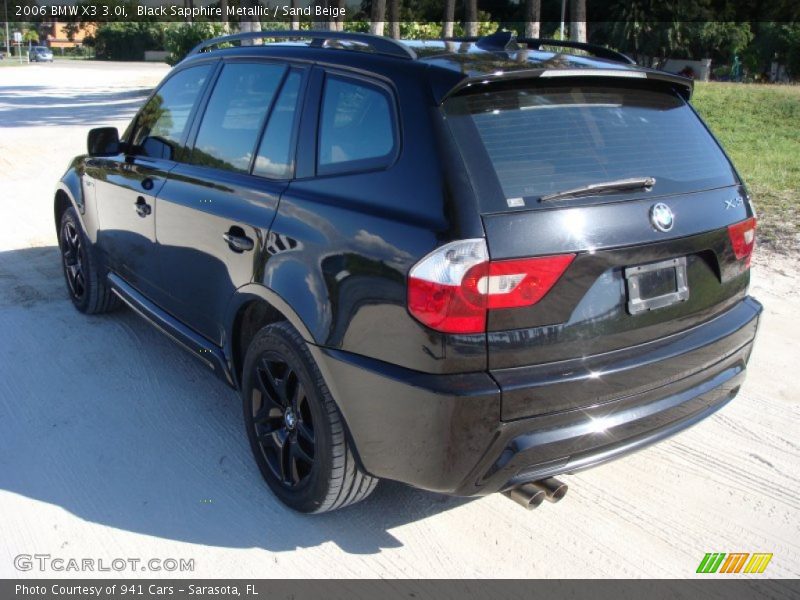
[132,65,211,160]
[446,84,737,210]
[253,71,302,180]
[191,62,287,173]
[318,76,395,174]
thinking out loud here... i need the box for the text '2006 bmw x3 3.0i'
[55,30,761,512]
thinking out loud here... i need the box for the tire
[241,321,377,513]
[58,207,119,314]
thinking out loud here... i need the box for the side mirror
[87,127,121,156]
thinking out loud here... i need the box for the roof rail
[447,31,635,65]
[187,30,417,61]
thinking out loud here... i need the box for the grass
[53,55,97,61]
[692,82,800,253]
[0,56,94,67]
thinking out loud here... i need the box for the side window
[191,62,287,173]
[253,71,302,180]
[317,75,396,175]
[131,65,212,161]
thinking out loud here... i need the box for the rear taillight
[480,255,576,309]
[408,239,574,334]
[728,217,756,267]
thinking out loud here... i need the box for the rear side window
[132,65,212,160]
[445,84,738,211]
[317,75,396,175]
[253,71,302,180]
[191,62,287,173]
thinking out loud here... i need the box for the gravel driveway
[1,61,798,580]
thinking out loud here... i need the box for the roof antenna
[475,30,519,52]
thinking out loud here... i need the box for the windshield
[445,82,738,211]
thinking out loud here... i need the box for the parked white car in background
[29,46,54,62]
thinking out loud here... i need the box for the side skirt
[108,273,236,388]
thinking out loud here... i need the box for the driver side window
[131,65,212,160]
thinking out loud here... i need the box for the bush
[45,45,95,59]
[94,23,165,61]
[164,23,228,66]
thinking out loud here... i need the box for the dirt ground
[0,61,798,580]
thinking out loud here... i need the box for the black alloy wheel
[58,207,119,314]
[250,353,316,488]
[242,322,377,513]
[60,219,86,302]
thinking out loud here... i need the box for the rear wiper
[539,177,656,203]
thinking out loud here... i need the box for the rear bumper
[315,296,762,496]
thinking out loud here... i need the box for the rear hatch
[444,76,756,418]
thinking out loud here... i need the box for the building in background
[40,21,97,49]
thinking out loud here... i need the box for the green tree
[23,29,40,44]
[743,22,800,79]
[164,22,227,65]
[94,22,166,61]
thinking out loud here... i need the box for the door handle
[223,228,254,253]
[135,196,151,217]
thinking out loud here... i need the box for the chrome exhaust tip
[503,483,547,510]
[531,477,568,503]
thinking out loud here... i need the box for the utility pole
[4,0,11,57]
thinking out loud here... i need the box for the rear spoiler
[450,31,636,65]
[437,67,694,104]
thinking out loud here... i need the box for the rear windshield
[445,83,738,211]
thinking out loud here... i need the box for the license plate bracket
[624,257,689,315]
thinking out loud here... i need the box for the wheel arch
[54,188,72,233]
[54,170,85,235]
[224,284,373,477]
[225,284,315,391]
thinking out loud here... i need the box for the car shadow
[0,85,152,127]
[0,246,476,555]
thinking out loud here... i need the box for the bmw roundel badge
[650,203,674,232]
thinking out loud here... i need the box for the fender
[225,283,315,343]
[59,170,83,213]
[55,158,96,242]
[223,283,317,387]
[55,180,79,218]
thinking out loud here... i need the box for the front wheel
[58,207,119,314]
[241,321,377,513]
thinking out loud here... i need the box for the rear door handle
[135,196,151,217]
[223,228,254,253]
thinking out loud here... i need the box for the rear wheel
[241,321,377,513]
[59,207,119,314]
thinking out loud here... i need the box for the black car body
[55,31,761,512]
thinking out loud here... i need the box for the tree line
[4,0,797,78]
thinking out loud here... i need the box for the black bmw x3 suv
[55,30,761,512]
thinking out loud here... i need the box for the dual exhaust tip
[504,477,568,510]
